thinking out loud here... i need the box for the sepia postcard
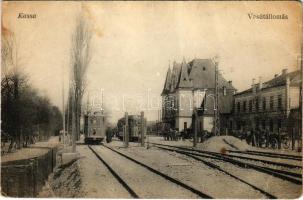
[1,1,302,198]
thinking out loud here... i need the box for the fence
[1,147,58,197]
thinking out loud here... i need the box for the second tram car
[84,111,106,144]
[117,115,142,142]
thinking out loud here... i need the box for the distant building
[230,68,302,135]
[161,58,236,133]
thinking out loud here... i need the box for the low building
[230,68,302,136]
[161,58,236,133]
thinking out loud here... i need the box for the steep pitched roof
[161,67,172,95]
[161,58,236,95]
[188,59,235,90]
[177,61,193,88]
[170,62,181,92]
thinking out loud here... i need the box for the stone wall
[1,147,58,197]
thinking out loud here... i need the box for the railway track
[150,143,302,185]
[89,144,213,198]
[218,152,302,169]
[155,145,277,198]
[100,144,212,199]
[227,150,302,161]
[149,143,301,169]
[88,145,139,198]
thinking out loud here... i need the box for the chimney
[259,76,263,90]
[228,80,232,85]
[282,68,288,75]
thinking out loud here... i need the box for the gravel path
[1,136,60,163]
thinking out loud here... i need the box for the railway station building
[161,58,236,133]
[230,68,302,136]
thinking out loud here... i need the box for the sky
[2,1,302,123]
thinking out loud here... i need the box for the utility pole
[62,64,65,147]
[141,111,145,147]
[214,58,220,136]
[193,108,198,147]
[67,89,70,145]
[156,109,161,135]
[124,112,129,148]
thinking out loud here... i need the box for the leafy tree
[1,28,63,151]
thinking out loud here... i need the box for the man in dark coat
[106,128,113,143]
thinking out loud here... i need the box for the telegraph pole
[67,87,71,145]
[141,111,145,147]
[214,57,220,136]
[124,112,129,148]
[62,64,65,147]
[193,108,198,147]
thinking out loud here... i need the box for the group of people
[162,128,215,143]
[232,128,291,149]
[163,128,185,141]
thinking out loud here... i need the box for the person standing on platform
[106,128,112,143]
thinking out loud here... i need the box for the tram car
[117,115,142,142]
[84,111,106,144]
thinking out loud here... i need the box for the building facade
[230,69,302,135]
[161,58,236,133]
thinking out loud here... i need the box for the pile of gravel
[198,136,252,153]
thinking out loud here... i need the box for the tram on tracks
[117,115,143,142]
[84,111,106,144]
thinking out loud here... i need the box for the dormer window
[203,67,206,71]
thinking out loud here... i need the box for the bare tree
[70,14,92,149]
